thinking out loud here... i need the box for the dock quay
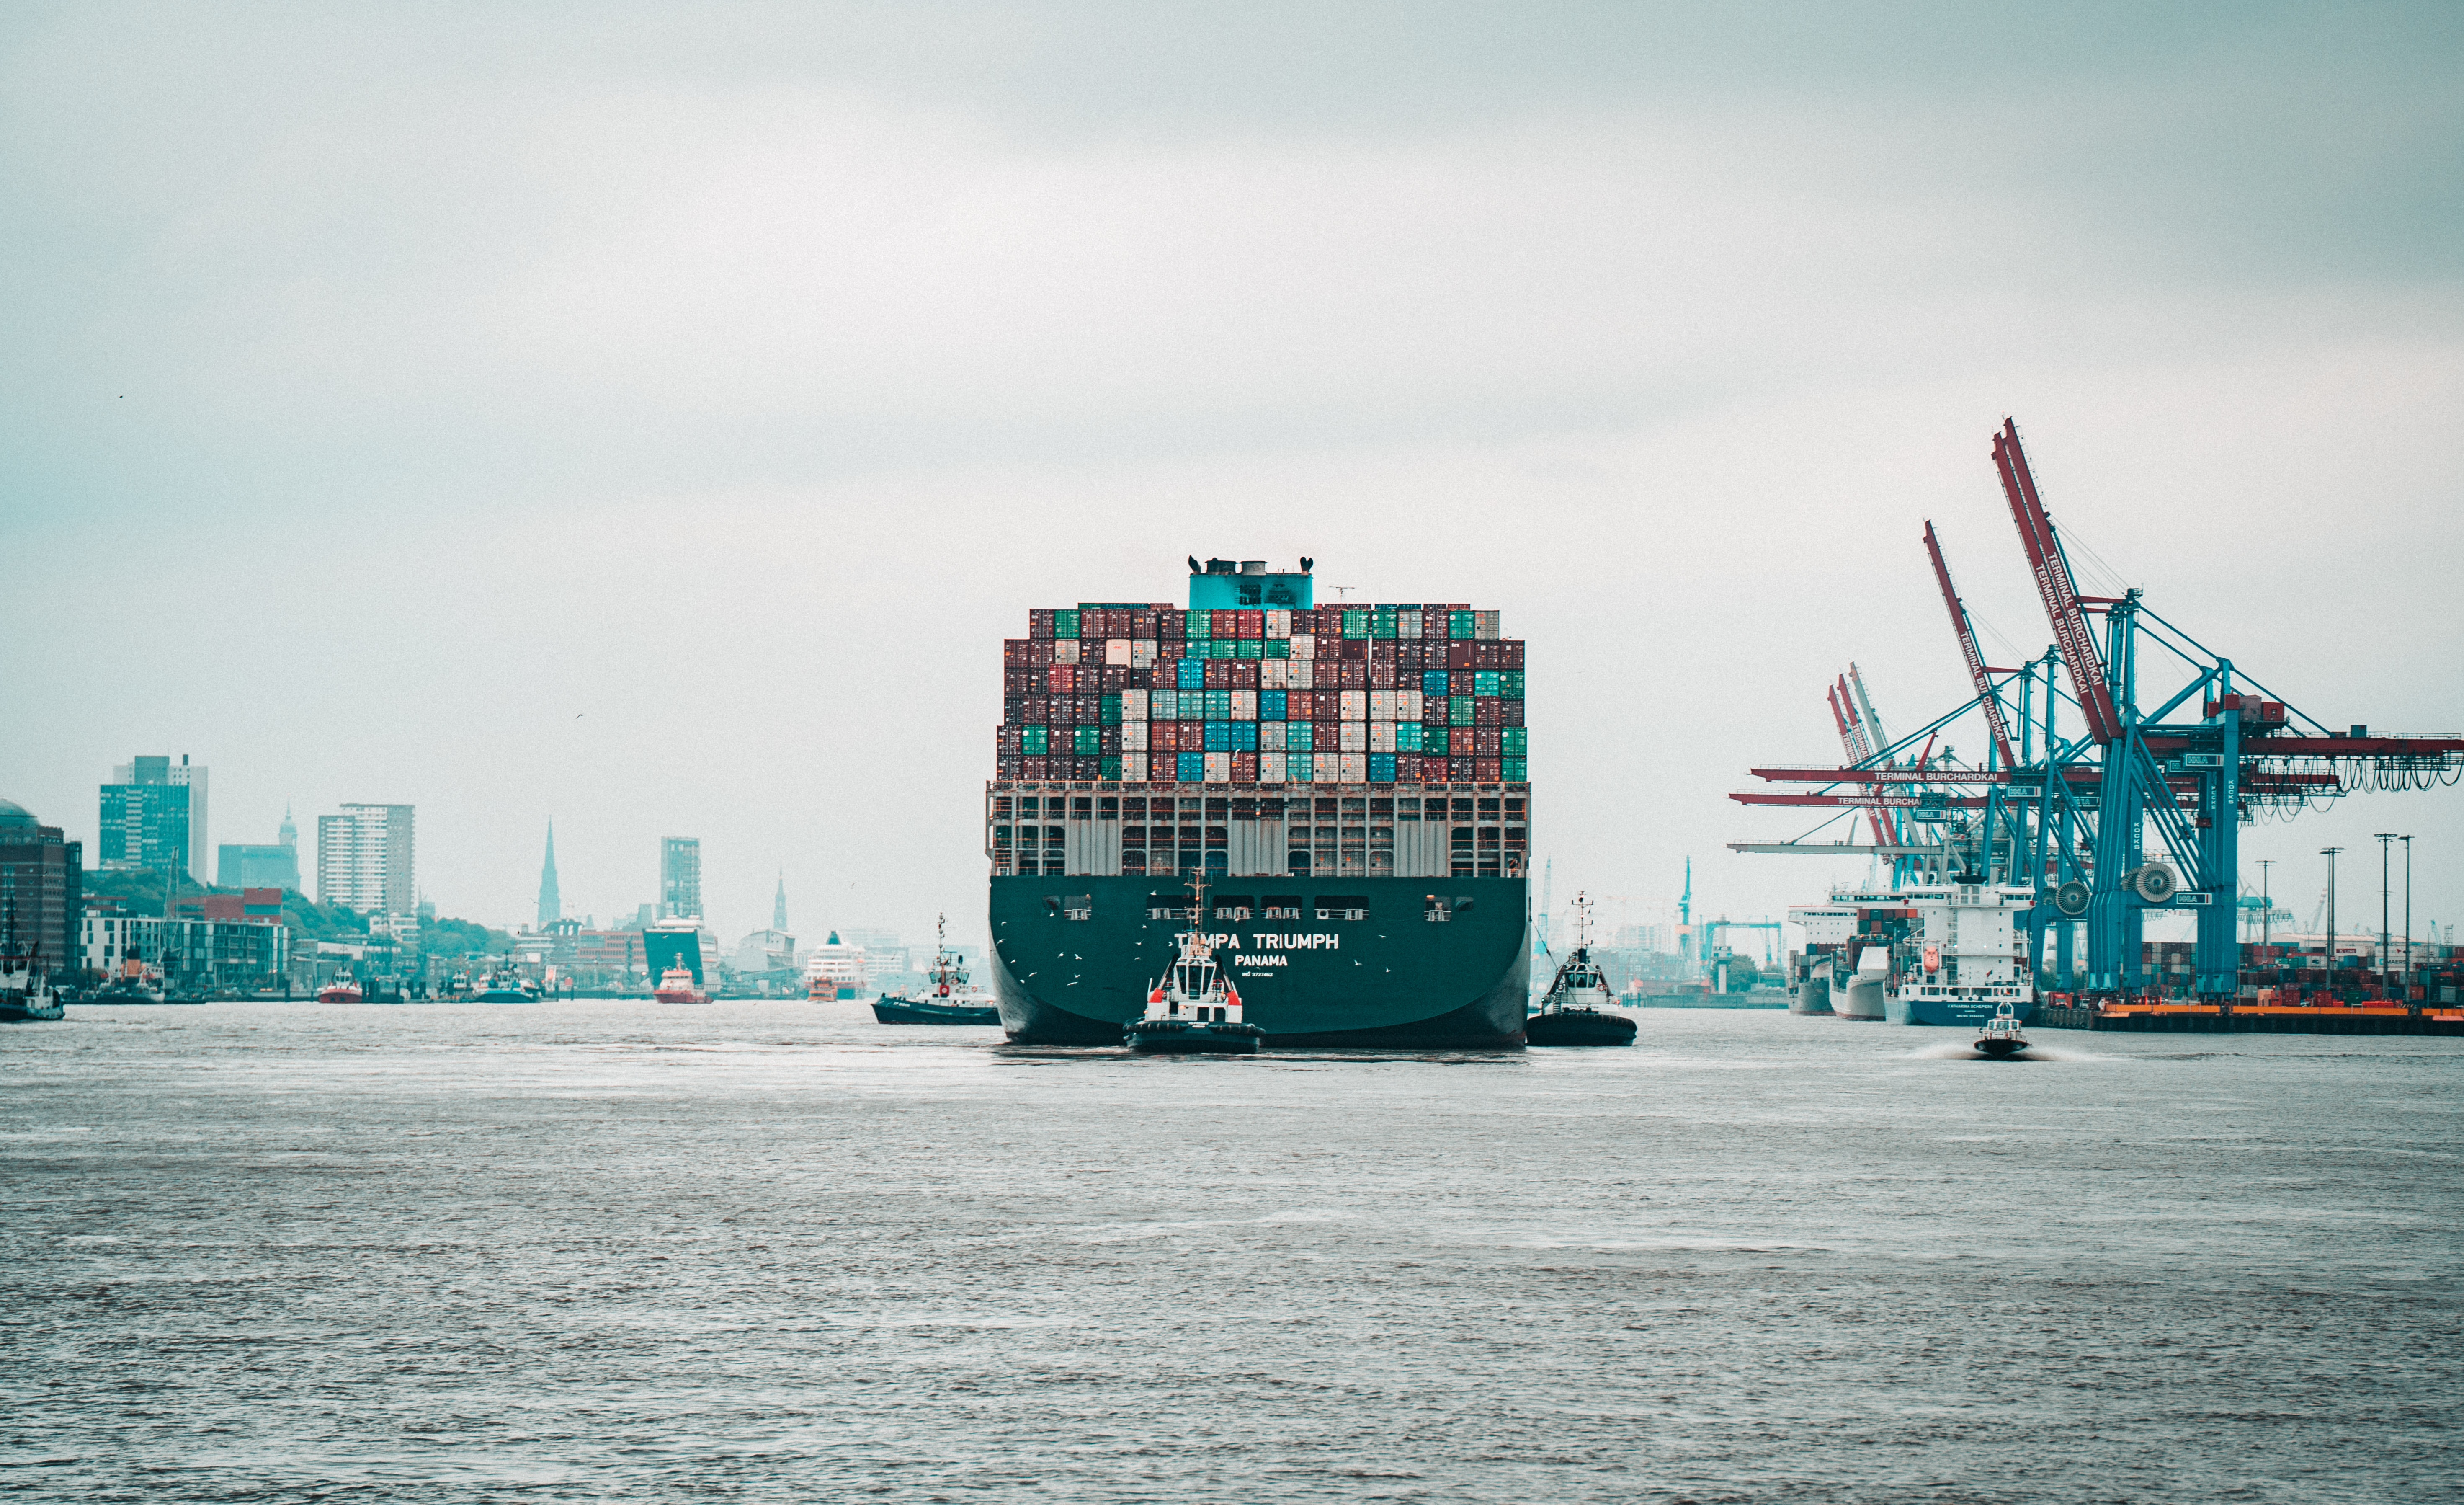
[2036,1001,2464,1037]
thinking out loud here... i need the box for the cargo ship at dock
[987,560,1531,1048]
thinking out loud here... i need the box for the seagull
[1299,556,1313,572]
[1188,555,1202,574]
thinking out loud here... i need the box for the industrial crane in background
[1728,418,2464,1000]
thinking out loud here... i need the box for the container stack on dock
[996,604,1527,788]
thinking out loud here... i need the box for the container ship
[987,558,1531,1047]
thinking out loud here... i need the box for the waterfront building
[99,754,205,875]
[317,803,416,917]
[731,927,797,976]
[216,803,303,891]
[0,798,83,973]
[80,898,289,988]
[538,821,562,928]
[659,837,702,921]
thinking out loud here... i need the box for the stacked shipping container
[996,604,1528,787]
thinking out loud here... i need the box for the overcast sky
[5,2,2461,950]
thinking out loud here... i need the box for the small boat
[0,943,65,1022]
[1974,1000,2031,1058]
[874,914,1001,1025]
[1526,894,1637,1046]
[653,964,710,1005]
[317,978,364,1005]
[1125,875,1262,1055]
[473,965,540,1003]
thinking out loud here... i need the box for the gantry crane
[1729,418,2464,1000]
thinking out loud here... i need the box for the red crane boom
[1992,418,2121,744]
[1923,521,2018,771]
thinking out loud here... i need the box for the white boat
[1125,876,1260,1054]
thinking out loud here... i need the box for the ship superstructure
[987,559,1531,1046]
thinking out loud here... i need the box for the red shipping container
[1422,612,1448,640]
[1238,609,1264,639]
[997,728,1021,755]
[1448,643,1476,668]
[1159,609,1186,638]
[1369,661,1396,689]
[1153,724,1182,753]
[1393,754,1419,782]
[1449,670,1474,695]
[1029,640,1056,666]
[1474,697,1500,726]
[1047,664,1075,694]
[1231,751,1258,782]
[998,755,1023,779]
[1023,696,1050,723]
[1029,609,1056,640]
[1078,757,1104,780]
[1474,758,1501,782]
[1343,661,1371,689]
[1500,640,1525,669]
[1232,661,1259,689]
[1004,638,1033,666]
[1099,665,1128,691]
[1004,666,1037,693]
[1474,728,1502,756]
[1450,757,1474,781]
[1022,756,1049,780]
[1131,609,1159,636]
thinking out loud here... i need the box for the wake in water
[1909,1040,2106,1062]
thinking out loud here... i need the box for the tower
[537,821,562,928]
[773,870,788,932]
[659,837,702,921]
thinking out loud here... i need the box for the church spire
[773,869,788,932]
[537,820,562,927]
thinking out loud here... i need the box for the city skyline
[3,4,2458,948]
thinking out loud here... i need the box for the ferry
[317,978,364,1004]
[805,932,869,1001]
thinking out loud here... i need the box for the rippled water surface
[6,1001,2460,1503]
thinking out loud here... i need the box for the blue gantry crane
[1730,418,2464,1001]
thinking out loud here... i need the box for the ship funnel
[1240,560,1267,573]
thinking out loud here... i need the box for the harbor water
[6,1003,2459,1502]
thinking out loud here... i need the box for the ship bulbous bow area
[991,875,1528,1048]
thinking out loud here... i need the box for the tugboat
[1973,1000,2031,1058]
[317,976,364,1004]
[653,963,710,1005]
[473,965,539,1003]
[1526,894,1637,1046]
[874,914,1001,1025]
[1124,875,1262,1056]
[0,942,66,1022]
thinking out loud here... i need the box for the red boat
[652,964,709,1005]
[317,979,363,1005]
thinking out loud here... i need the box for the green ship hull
[990,874,1528,1048]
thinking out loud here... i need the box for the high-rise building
[0,797,82,974]
[99,754,205,875]
[772,870,788,931]
[538,821,562,928]
[317,804,416,916]
[216,803,302,892]
[659,837,702,921]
